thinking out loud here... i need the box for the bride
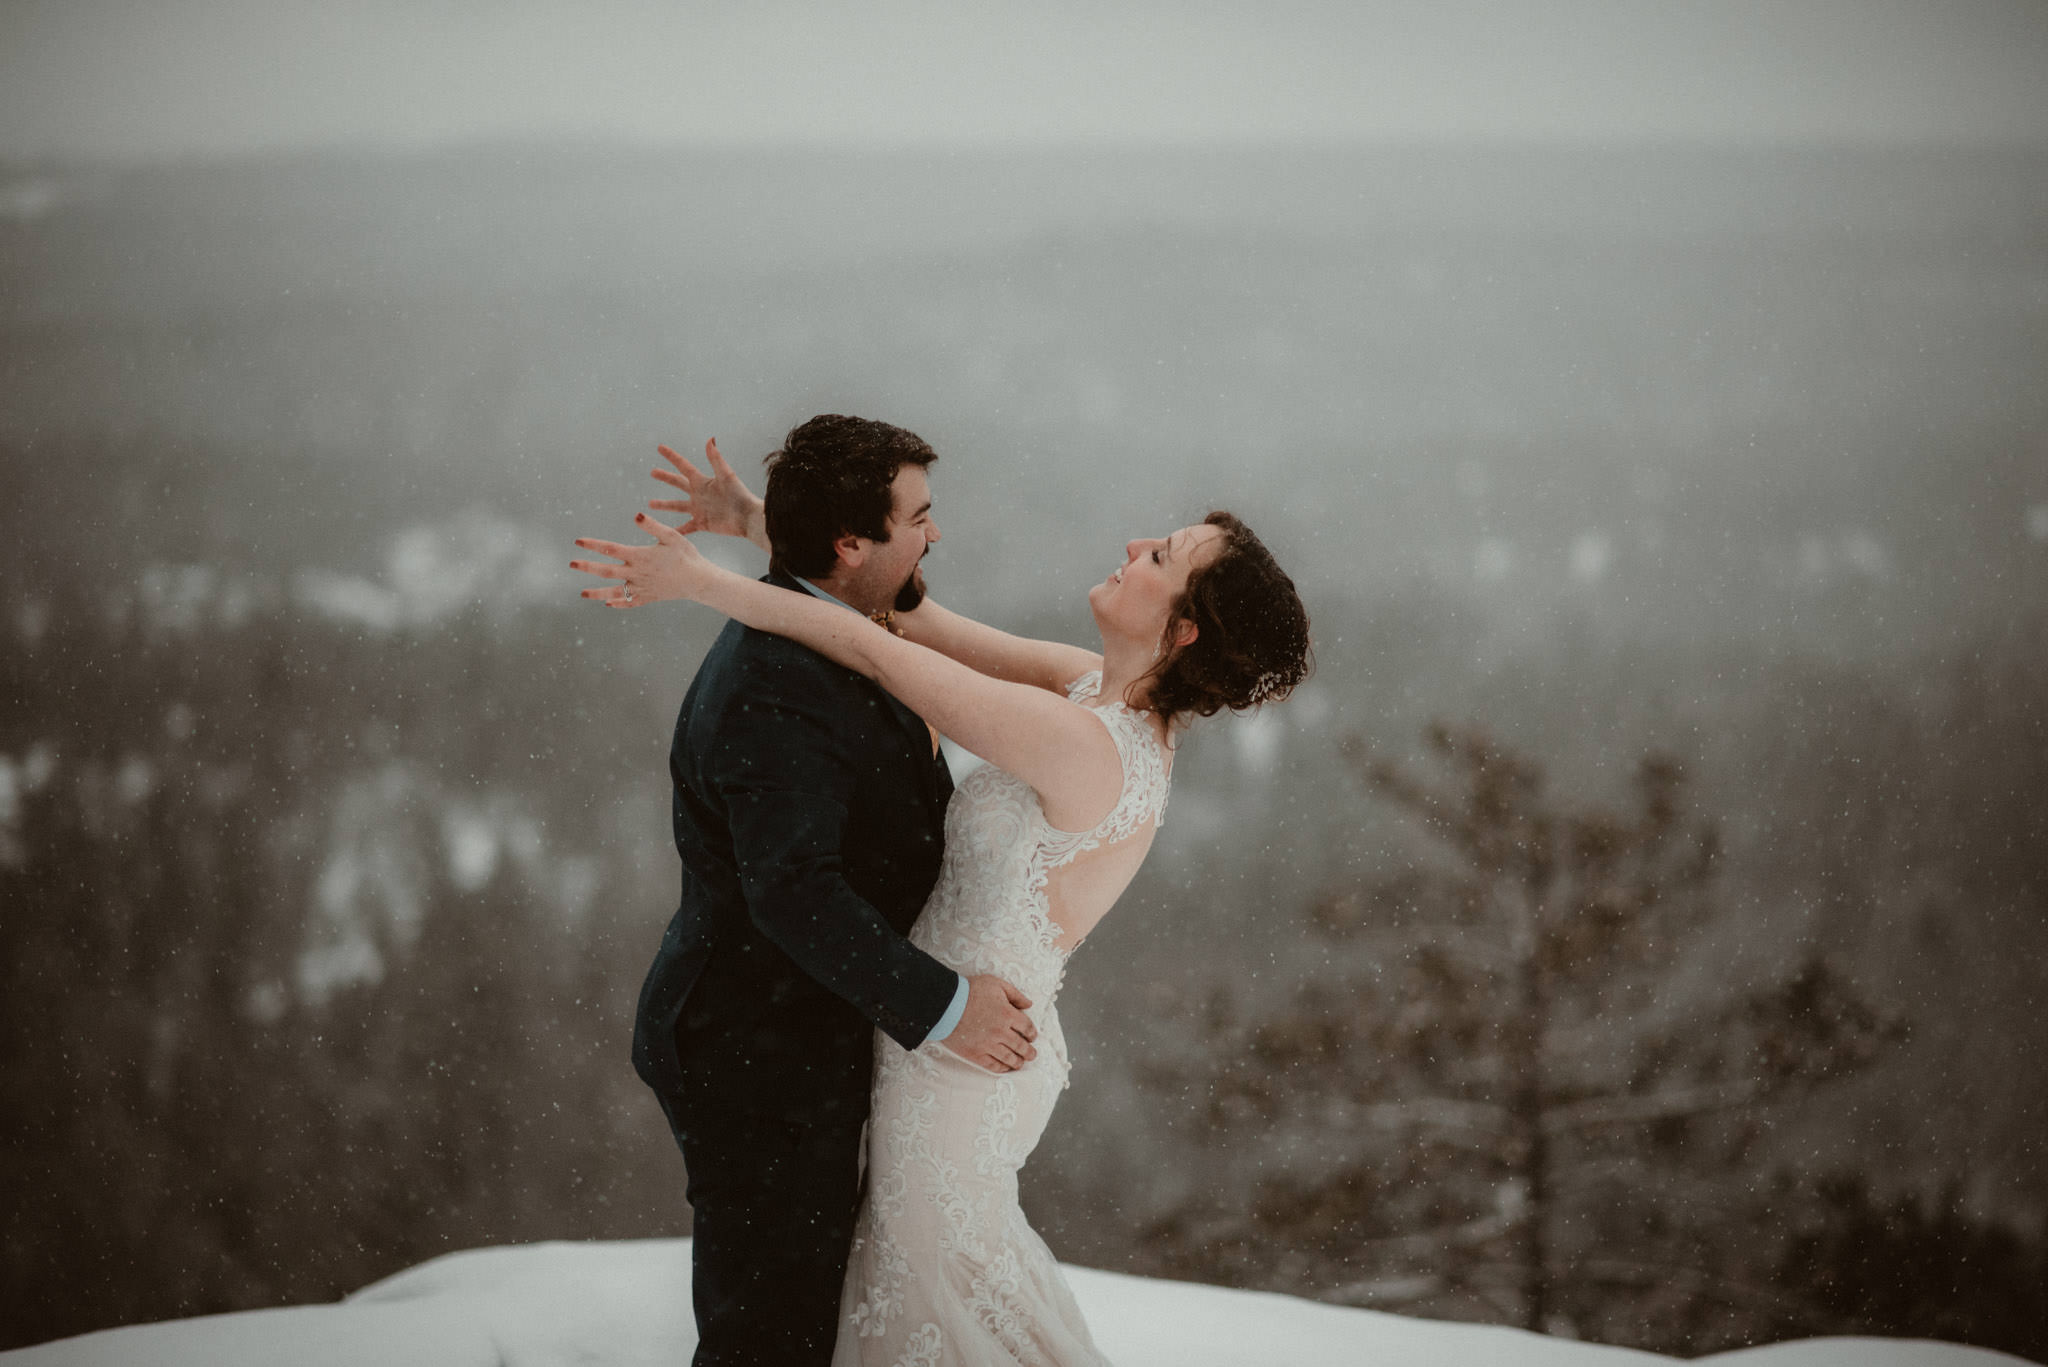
[575,441,1311,1365]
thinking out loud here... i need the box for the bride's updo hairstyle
[1136,511,1312,729]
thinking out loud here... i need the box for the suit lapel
[764,567,949,812]
[870,672,949,812]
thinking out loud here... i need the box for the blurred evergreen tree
[1143,721,1911,1352]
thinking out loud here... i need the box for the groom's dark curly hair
[762,414,937,580]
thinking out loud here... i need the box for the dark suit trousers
[674,1104,869,1367]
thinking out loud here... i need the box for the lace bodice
[908,671,1171,1007]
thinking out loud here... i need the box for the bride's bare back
[1041,702,1169,952]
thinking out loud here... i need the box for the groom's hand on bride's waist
[942,975,1038,1072]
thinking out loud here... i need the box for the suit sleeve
[706,679,961,1052]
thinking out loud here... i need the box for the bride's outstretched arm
[646,439,1099,692]
[892,599,1102,696]
[573,515,1124,826]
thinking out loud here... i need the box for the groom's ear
[832,532,867,571]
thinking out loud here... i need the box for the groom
[630,414,1040,1366]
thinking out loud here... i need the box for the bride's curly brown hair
[1131,511,1313,729]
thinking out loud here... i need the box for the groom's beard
[893,561,928,613]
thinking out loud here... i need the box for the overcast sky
[4,0,2047,162]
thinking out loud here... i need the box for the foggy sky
[4,0,2047,162]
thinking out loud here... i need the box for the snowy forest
[2,144,2045,1359]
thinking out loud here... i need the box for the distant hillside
[2,143,2045,647]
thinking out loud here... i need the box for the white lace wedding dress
[833,672,1172,1367]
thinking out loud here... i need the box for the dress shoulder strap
[1039,673,1171,872]
[1081,702,1172,843]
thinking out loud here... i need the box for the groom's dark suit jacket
[631,568,960,1131]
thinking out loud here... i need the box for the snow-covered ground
[2,1239,2027,1367]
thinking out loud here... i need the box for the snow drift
[2,1239,2027,1366]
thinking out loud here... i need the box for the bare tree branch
[1352,1097,1512,1138]
[1543,1080,1763,1135]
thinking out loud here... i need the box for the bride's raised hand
[571,513,718,609]
[649,438,765,546]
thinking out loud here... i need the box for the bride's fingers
[657,444,705,483]
[704,437,736,479]
[648,498,691,513]
[633,512,685,543]
[569,559,629,580]
[574,537,632,559]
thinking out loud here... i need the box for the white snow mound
[1,1238,2030,1366]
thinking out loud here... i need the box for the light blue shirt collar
[794,575,863,614]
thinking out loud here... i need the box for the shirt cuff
[924,973,971,1044]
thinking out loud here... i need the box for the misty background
[3,2,2046,1358]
